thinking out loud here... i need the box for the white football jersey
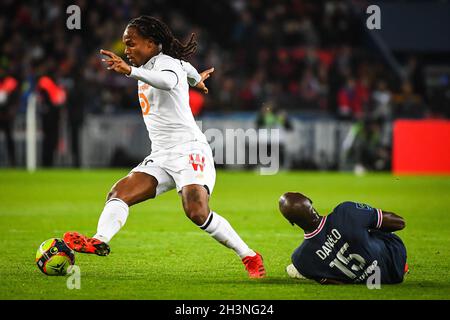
[131,52,207,153]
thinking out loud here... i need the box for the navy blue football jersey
[291,202,407,284]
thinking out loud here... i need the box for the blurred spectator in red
[0,69,20,166]
[337,77,365,120]
[36,63,66,167]
[299,66,321,108]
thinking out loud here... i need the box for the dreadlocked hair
[127,15,197,60]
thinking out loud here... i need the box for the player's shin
[200,211,256,259]
[93,198,129,243]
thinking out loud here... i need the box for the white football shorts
[130,141,216,196]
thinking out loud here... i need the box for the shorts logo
[189,154,205,172]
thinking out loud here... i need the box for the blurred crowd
[1,0,439,116]
[0,0,448,168]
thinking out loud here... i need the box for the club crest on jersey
[139,84,150,91]
[356,203,373,211]
[189,154,205,172]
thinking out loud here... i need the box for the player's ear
[147,39,158,50]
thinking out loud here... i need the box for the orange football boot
[63,231,110,256]
[242,252,266,278]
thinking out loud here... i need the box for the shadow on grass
[201,276,315,286]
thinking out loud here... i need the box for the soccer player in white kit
[63,16,266,278]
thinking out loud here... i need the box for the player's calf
[181,185,266,278]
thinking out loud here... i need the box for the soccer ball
[35,238,75,276]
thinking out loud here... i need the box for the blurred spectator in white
[371,80,392,121]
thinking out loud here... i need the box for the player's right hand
[100,49,132,75]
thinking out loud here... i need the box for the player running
[279,192,408,284]
[63,16,266,278]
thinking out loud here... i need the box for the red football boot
[404,262,409,275]
[242,252,266,278]
[63,231,110,256]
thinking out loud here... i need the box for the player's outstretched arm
[182,60,202,86]
[181,60,214,94]
[379,211,406,232]
[100,49,177,90]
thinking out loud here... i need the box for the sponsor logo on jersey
[189,154,205,172]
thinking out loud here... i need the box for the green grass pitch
[0,169,449,299]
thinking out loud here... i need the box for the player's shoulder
[155,53,175,62]
[333,201,356,212]
[333,201,373,214]
[154,53,183,69]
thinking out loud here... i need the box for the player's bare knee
[106,182,133,205]
[185,208,208,225]
[182,199,209,225]
[398,218,406,230]
[106,187,127,204]
[106,179,122,200]
[106,186,118,201]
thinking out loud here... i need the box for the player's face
[123,27,159,66]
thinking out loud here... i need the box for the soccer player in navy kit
[279,192,408,285]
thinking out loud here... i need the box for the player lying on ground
[278,192,408,284]
[63,16,266,278]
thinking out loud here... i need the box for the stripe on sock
[200,212,214,230]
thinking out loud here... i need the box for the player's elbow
[163,84,175,91]
[159,71,178,90]
[397,218,406,230]
[390,216,406,231]
[382,211,406,231]
[156,80,176,91]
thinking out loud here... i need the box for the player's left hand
[100,49,132,75]
[196,67,214,94]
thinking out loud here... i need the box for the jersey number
[329,242,366,279]
[139,93,150,115]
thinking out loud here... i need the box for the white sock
[200,211,256,259]
[93,198,129,243]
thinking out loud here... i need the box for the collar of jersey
[143,52,163,68]
[304,216,328,239]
